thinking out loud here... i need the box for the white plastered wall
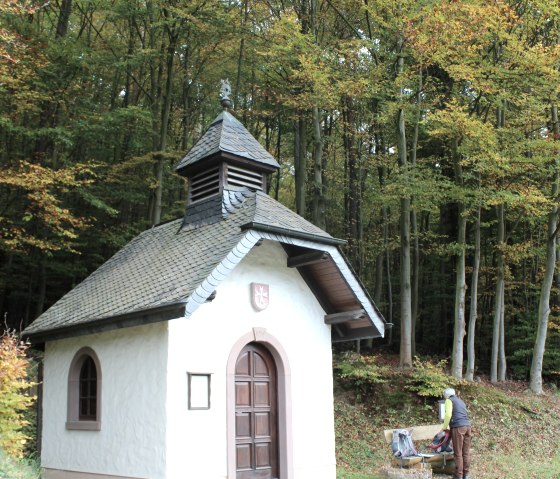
[165,240,336,479]
[41,322,169,479]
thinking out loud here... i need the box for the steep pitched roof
[24,189,384,342]
[174,111,280,174]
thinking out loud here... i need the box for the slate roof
[174,111,280,174]
[23,189,341,338]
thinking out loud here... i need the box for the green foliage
[0,331,36,459]
[335,353,387,398]
[0,448,40,479]
[403,357,465,398]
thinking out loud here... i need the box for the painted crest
[250,282,269,311]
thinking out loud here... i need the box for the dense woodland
[1,0,560,392]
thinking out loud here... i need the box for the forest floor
[334,354,560,479]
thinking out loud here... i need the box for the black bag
[429,430,453,453]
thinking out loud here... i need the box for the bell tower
[174,80,280,208]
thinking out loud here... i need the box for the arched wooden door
[235,343,278,479]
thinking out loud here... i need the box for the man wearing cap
[441,387,472,479]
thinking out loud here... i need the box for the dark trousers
[451,425,471,478]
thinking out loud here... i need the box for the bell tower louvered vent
[189,167,220,203]
[176,80,280,209]
[226,165,263,191]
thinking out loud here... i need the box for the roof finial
[219,79,232,110]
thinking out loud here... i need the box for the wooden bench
[383,424,455,474]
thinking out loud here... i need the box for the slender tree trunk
[466,205,481,381]
[274,116,282,201]
[452,137,466,378]
[147,1,159,222]
[34,259,47,320]
[530,105,560,394]
[181,43,191,151]
[499,279,506,381]
[491,203,505,383]
[491,103,507,383]
[343,96,359,264]
[385,212,393,346]
[374,253,383,306]
[152,21,177,226]
[410,70,422,357]
[396,36,412,367]
[312,106,326,229]
[294,116,307,217]
[234,0,248,106]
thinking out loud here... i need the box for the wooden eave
[283,244,382,342]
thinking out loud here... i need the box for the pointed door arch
[226,328,293,479]
[235,343,278,478]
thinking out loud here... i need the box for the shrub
[335,353,388,398]
[404,357,467,399]
[0,330,36,459]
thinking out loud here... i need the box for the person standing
[441,387,472,479]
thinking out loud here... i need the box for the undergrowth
[334,353,560,479]
[0,449,40,479]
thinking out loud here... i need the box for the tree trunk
[312,106,326,229]
[234,0,248,106]
[34,259,47,321]
[491,103,507,383]
[343,96,359,264]
[491,203,505,383]
[385,215,393,346]
[530,105,560,394]
[499,279,506,381]
[274,116,282,201]
[151,20,177,226]
[396,36,412,368]
[452,137,466,379]
[465,205,481,381]
[294,116,307,217]
[56,0,73,38]
[410,70,422,357]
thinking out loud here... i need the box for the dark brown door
[235,343,278,479]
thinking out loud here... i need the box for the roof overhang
[281,243,386,342]
[24,301,188,345]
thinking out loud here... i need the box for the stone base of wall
[42,469,144,479]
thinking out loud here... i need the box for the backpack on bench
[391,429,418,458]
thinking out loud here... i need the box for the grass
[337,473,385,479]
[0,449,40,479]
[334,354,560,479]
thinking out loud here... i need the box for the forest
[1,0,559,394]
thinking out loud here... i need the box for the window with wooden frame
[67,347,102,431]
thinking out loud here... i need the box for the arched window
[67,347,101,430]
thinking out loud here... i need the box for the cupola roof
[174,111,280,176]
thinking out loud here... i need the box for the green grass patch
[0,449,40,479]
[337,472,385,479]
